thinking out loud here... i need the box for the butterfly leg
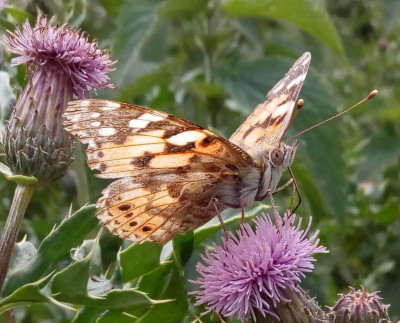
[273,178,294,195]
[269,193,283,227]
[213,199,229,241]
[241,207,245,223]
[268,192,280,217]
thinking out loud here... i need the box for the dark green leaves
[120,241,164,282]
[3,205,99,296]
[223,0,343,54]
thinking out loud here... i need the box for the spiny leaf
[3,205,98,296]
[0,274,52,314]
[120,241,164,283]
[51,240,164,310]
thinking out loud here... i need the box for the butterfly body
[216,141,297,209]
[64,52,311,244]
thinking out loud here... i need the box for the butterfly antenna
[287,167,301,217]
[289,90,378,140]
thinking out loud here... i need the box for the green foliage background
[0,0,399,322]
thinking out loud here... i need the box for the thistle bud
[329,286,391,323]
[1,14,115,184]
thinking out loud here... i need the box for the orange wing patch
[230,52,311,154]
[64,100,253,179]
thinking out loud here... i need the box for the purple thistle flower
[3,14,115,99]
[0,14,115,183]
[191,213,328,321]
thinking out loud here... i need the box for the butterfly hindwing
[96,172,221,244]
[230,52,311,152]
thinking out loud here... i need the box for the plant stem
[0,183,35,293]
[73,142,90,205]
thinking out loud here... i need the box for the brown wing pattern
[64,100,252,179]
[63,99,250,243]
[96,173,223,245]
[230,52,311,151]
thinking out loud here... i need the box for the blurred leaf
[0,71,15,113]
[100,0,124,16]
[3,205,98,296]
[0,18,15,30]
[223,0,343,54]
[120,241,164,282]
[363,260,395,288]
[193,214,240,248]
[359,129,400,182]
[291,160,329,216]
[0,162,13,178]
[374,198,400,226]
[111,0,167,94]
[159,0,208,18]
[119,63,175,101]
[4,7,33,23]
[7,241,37,278]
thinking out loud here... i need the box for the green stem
[73,142,90,205]
[0,183,35,293]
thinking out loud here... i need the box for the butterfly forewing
[64,100,252,179]
[230,52,311,152]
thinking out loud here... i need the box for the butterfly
[63,52,311,245]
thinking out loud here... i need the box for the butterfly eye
[269,148,284,166]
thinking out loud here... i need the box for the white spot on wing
[68,115,80,122]
[166,131,206,146]
[99,128,117,136]
[129,119,150,129]
[81,101,91,107]
[272,80,285,93]
[91,112,101,118]
[102,101,121,110]
[287,73,306,89]
[138,113,164,122]
[91,121,101,127]
[271,101,291,118]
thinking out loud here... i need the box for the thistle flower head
[329,286,391,323]
[0,14,115,183]
[191,213,328,321]
[3,14,115,99]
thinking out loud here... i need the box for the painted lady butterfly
[63,52,311,244]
